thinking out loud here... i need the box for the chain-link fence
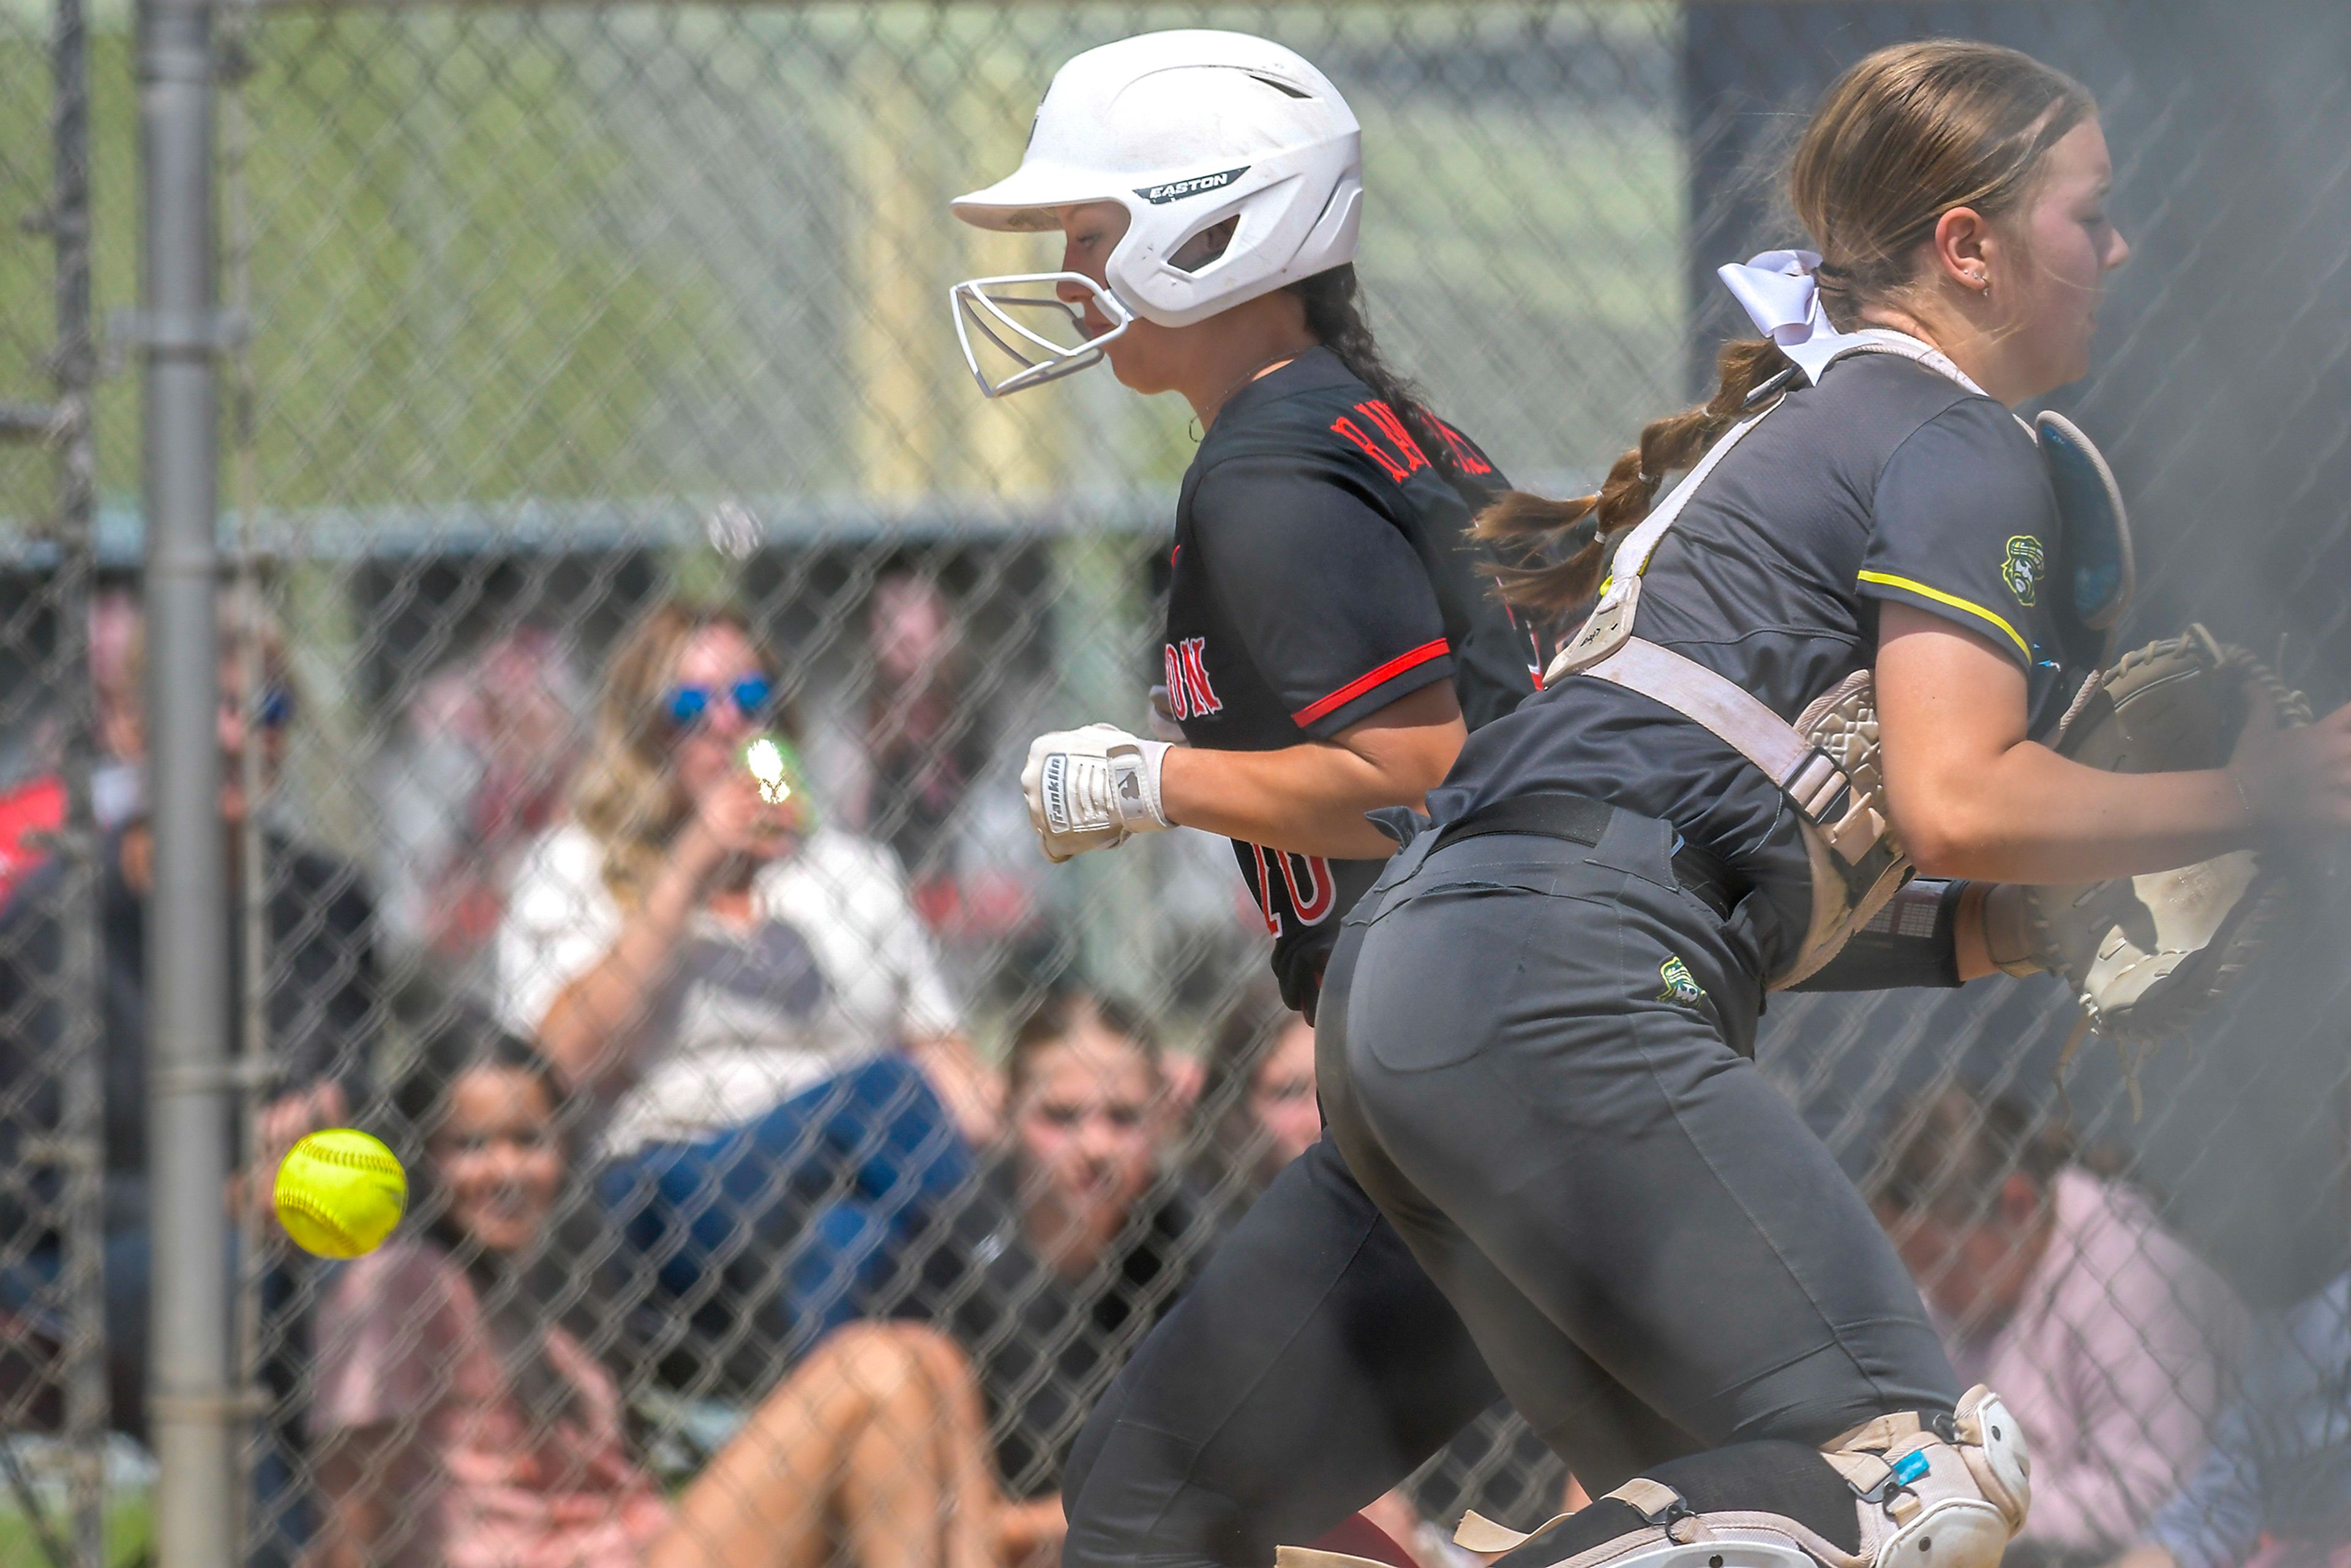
[1,1,2349,1565]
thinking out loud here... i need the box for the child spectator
[2117,1272,2351,1568]
[1187,982,1321,1223]
[1875,1087,2251,1564]
[310,1012,673,1568]
[494,598,995,1372]
[651,989,1210,1568]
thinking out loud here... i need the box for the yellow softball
[274,1129,407,1259]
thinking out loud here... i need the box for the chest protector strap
[1543,330,1977,987]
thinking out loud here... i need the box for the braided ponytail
[1290,265,1486,504]
[1475,339,1793,614]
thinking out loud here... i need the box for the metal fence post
[137,0,234,1557]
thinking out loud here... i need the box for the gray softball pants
[1062,806,1957,1568]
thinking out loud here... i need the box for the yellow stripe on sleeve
[1856,570,2031,661]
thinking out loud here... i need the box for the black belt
[1428,792,1737,920]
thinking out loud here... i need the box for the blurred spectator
[815,568,1046,985]
[857,571,986,888]
[312,1011,672,1568]
[495,598,994,1371]
[375,627,582,983]
[1187,982,1320,1223]
[653,989,1209,1568]
[0,590,376,1437]
[2115,1273,2351,1568]
[0,588,151,905]
[1875,1087,2250,1564]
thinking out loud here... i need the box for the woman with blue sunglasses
[495,597,1000,1380]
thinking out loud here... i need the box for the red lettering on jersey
[1355,401,1430,475]
[1277,851,1337,926]
[1163,645,1189,721]
[1177,636,1223,717]
[1330,415,1411,482]
[1248,844,1335,932]
[1431,418,1495,476]
[1248,844,1283,936]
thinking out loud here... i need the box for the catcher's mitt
[2026,625,2311,1043]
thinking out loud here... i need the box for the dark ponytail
[1475,339,1793,614]
[1291,265,1488,506]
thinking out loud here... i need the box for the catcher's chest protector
[1543,331,1979,987]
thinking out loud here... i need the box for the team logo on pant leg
[1658,955,1706,1007]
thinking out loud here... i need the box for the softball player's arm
[1168,456,1468,858]
[1877,609,2321,882]
[1863,402,2351,882]
[1160,680,1463,860]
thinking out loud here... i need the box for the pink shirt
[310,1239,673,1568]
[1948,1168,2250,1555]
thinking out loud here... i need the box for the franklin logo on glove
[1022,722,1174,863]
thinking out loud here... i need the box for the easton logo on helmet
[1136,166,1249,204]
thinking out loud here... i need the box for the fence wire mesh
[0,0,112,1558]
[0,2,2348,1566]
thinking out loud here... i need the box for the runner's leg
[1062,1137,1499,1568]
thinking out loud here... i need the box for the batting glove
[1022,723,1173,863]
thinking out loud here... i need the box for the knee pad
[1414,1386,2030,1568]
[1821,1385,2031,1568]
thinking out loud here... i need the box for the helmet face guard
[949,271,1135,399]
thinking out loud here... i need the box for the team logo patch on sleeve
[2001,535,2045,607]
[1658,955,1706,1008]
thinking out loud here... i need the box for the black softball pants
[1060,1132,1501,1568]
[1063,806,1958,1568]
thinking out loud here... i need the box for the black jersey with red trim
[1162,347,1542,1014]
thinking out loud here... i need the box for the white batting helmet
[948,30,1364,397]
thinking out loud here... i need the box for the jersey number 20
[1248,844,1335,934]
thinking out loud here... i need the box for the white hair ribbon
[1716,249,1862,385]
[1715,249,1985,396]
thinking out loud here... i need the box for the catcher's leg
[1432,1393,2030,1568]
[1314,825,2023,1568]
[1060,1136,1500,1568]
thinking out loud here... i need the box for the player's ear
[1929,204,1995,293]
